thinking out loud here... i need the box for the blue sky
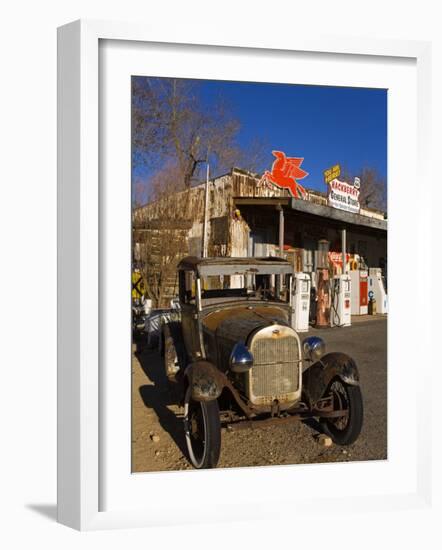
[133,78,387,196]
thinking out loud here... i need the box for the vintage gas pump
[350,269,369,315]
[368,268,388,314]
[331,274,352,327]
[292,272,311,332]
[316,239,331,328]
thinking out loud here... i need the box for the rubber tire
[184,386,221,469]
[320,379,363,446]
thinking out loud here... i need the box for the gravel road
[132,316,387,472]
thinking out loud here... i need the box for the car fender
[184,360,225,402]
[302,352,360,407]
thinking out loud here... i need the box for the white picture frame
[57,19,432,531]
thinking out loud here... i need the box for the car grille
[249,332,300,405]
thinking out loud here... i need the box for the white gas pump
[350,269,369,315]
[292,273,311,332]
[331,274,351,327]
[368,268,388,314]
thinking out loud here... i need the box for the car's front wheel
[183,386,221,469]
[320,378,363,445]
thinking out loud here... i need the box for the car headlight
[302,336,326,361]
[230,343,254,373]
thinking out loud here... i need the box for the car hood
[203,304,289,344]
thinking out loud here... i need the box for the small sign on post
[323,164,341,184]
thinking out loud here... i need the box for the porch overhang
[290,198,387,232]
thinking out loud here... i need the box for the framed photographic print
[57,19,432,530]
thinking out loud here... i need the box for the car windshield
[200,272,292,306]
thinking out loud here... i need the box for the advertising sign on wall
[329,251,350,266]
[328,178,360,214]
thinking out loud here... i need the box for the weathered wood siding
[133,172,238,306]
[229,217,250,257]
[231,169,287,198]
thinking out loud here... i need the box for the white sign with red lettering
[328,178,360,214]
[329,251,350,266]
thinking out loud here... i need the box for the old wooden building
[133,168,387,307]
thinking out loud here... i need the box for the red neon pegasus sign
[261,150,309,199]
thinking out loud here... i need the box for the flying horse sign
[260,151,309,199]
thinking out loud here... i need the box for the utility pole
[276,204,285,297]
[341,228,347,273]
[202,160,210,258]
[278,205,285,258]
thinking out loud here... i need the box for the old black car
[161,256,363,469]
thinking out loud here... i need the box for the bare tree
[232,137,271,175]
[132,77,240,190]
[136,225,186,308]
[341,167,387,211]
[147,161,186,202]
[132,180,147,209]
[131,77,272,305]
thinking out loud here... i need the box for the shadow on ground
[135,343,188,459]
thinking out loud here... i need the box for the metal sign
[323,164,341,184]
[328,178,360,214]
[329,251,350,266]
[261,150,309,199]
[354,176,361,189]
[132,271,145,300]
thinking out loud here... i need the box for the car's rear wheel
[183,386,221,469]
[320,378,363,445]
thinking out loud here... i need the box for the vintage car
[161,256,363,469]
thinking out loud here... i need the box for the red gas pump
[350,269,368,315]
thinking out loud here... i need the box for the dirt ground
[132,316,387,472]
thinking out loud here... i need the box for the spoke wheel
[320,378,363,446]
[183,386,221,469]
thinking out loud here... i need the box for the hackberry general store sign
[328,178,360,214]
